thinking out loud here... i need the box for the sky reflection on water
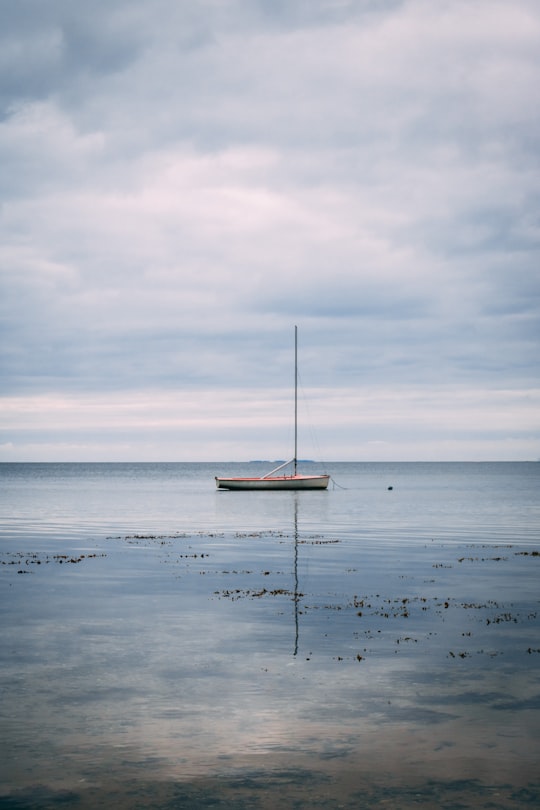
[0,463,539,807]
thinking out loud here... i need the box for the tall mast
[294,325,298,475]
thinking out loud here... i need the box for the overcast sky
[1,0,539,462]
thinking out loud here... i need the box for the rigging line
[296,368,348,489]
[330,477,348,490]
[296,367,327,469]
[292,370,348,489]
[295,368,348,490]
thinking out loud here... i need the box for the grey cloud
[0,2,144,117]
[0,0,539,459]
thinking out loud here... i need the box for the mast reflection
[293,493,299,656]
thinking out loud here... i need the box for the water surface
[1,462,539,808]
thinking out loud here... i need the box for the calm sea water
[1,462,539,809]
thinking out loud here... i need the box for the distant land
[249,459,316,463]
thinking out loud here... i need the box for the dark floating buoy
[388,486,393,490]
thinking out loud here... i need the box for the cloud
[1,385,538,462]
[1,0,539,459]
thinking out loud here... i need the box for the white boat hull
[215,474,330,491]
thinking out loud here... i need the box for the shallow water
[1,462,539,808]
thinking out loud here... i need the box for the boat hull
[215,474,330,491]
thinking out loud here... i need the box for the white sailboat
[215,327,330,491]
